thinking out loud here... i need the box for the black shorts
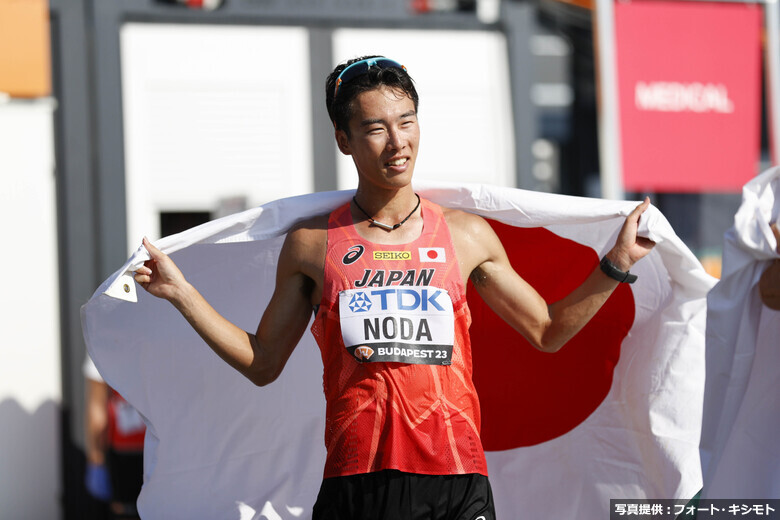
[106,450,143,504]
[312,470,495,520]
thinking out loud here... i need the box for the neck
[353,185,418,223]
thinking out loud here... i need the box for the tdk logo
[367,288,445,312]
[348,293,372,313]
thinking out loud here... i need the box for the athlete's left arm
[450,198,654,353]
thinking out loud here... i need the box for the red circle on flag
[468,222,635,450]
[427,250,438,259]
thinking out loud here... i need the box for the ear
[335,128,352,156]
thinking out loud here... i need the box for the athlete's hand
[759,223,780,310]
[606,197,656,271]
[134,237,189,303]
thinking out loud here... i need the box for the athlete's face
[336,86,420,192]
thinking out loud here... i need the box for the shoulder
[286,213,329,243]
[440,206,506,280]
[440,206,495,241]
[279,213,328,273]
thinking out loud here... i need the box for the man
[83,355,145,520]
[134,56,654,519]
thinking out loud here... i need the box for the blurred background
[0,0,771,517]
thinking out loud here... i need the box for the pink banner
[615,1,762,192]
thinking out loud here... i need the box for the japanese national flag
[700,167,780,499]
[82,183,713,519]
[419,247,446,263]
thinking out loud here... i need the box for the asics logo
[342,245,365,265]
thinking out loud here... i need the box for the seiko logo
[373,251,411,261]
[634,81,734,113]
[354,346,374,360]
[342,245,365,265]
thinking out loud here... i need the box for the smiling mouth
[385,158,408,167]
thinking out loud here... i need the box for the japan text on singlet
[310,198,488,478]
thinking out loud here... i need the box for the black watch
[600,256,637,284]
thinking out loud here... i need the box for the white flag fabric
[700,167,780,499]
[82,183,714,519]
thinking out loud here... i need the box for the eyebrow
[359,110,417,127]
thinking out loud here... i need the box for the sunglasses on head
[333,57,407,97]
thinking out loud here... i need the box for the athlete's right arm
[134,228,321,386]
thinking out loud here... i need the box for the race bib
[339,286,455,365]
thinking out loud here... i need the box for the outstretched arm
[759,223,780,310]
[461,198,654,353]
[134,228,321,386]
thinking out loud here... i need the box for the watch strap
[600,256,637,284]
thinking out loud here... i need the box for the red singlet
[311,198,488,478]
[107,389,145,452]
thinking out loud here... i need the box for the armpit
[470,265,490,287]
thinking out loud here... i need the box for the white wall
[121,24,314,251]
[0,99,62,519]
[121,25,516,251]
[332,29,516,190]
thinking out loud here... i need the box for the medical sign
[614,0,762,192]
[339,286,455,365]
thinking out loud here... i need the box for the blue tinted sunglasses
[333,57,407,97]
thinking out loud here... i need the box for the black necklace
[352,194,421,231]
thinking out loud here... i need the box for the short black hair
[325,55,419,137]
